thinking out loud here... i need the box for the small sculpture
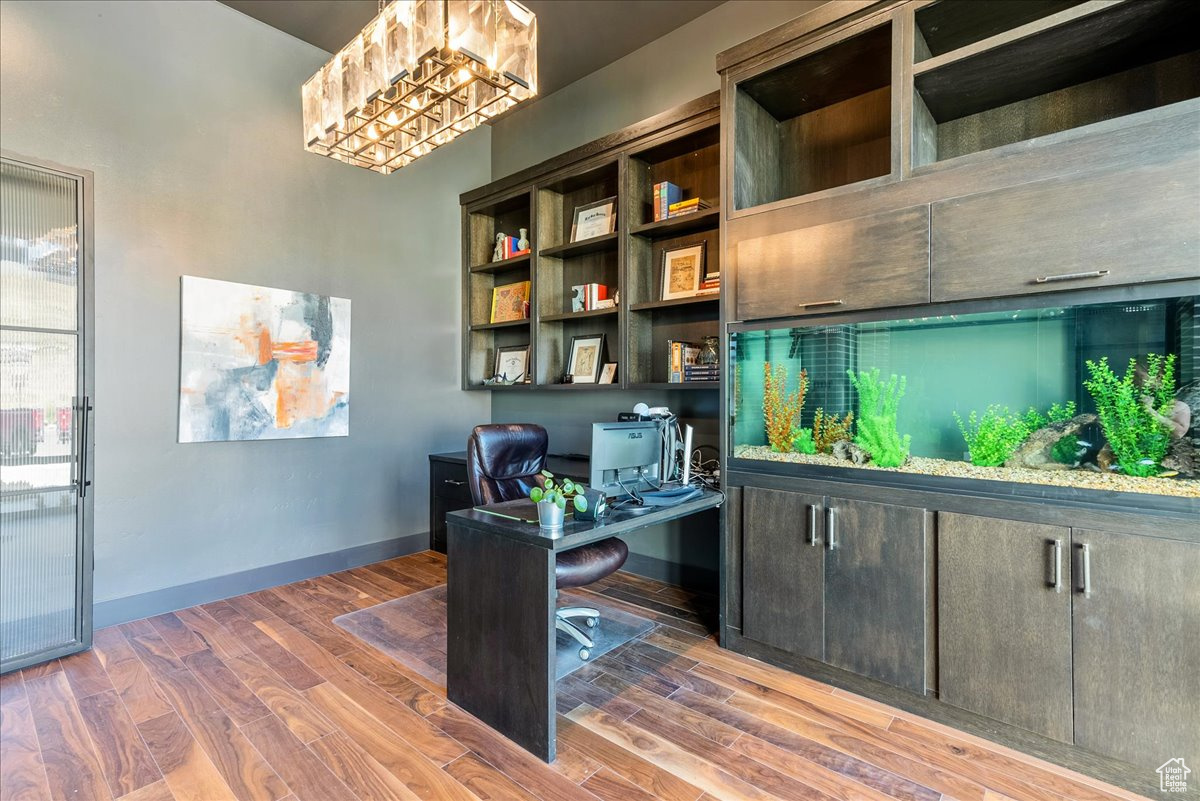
[493,232,506,262]
[832,439,871,466]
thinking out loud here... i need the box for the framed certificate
[570,196,617,242]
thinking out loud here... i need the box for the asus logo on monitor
[628,432,643,439]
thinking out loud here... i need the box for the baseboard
[620,552,718,595]
[93,533,429,628]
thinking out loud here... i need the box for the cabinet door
[824,498,928,693]
[938,513,1073,742]
[742,487,824,660]
[735,205,930,321]
[1072,529,1200,770]
[931,148,1200,302]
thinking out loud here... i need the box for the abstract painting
[179,276,350,442]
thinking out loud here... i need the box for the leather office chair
[467,423,628,659]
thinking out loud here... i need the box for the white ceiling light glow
[302,0,537,175]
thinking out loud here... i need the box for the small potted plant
[529,470,588,531]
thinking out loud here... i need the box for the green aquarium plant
[763,363,809,452]
[792,427,816,454]
[954,405,1033,467]
[1022,401,1078,432]
[813,408,854,454]
[1083,354,1177,477]
[847,369,911,467]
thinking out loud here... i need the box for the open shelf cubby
[912,0,1200,167]
[534,312,621,387]
[913,0,1085,61]
[626,124,720,228]
[464,190,533,388]
[733,21,892,210]
[627,300,719,386]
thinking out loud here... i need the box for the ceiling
[219,0,725,98]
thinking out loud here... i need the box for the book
[683,365,720,382]
[668,197,710,213]
[653,181,683,221]
[667,339,701,382]
[490,280,530,323]
[570,283,609,312]
[586,283,608,310]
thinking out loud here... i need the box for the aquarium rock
[832,439,872,466]
[1005,413,1097,471]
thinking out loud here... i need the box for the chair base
[556,605,599,659]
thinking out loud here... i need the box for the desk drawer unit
[430,459,474,553]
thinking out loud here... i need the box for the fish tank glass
[730,293,1199,501]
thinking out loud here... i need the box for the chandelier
[302,0,537,175]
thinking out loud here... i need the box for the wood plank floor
[0,551,1149,801]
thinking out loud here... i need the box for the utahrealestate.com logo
[1158,758,1191,793]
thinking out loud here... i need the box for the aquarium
[730,293,1199,500]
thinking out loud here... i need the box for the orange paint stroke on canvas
[272,340,319,362]
[233,314,274,365]
[274,360,338,428]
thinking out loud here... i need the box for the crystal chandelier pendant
[301,0,538,175]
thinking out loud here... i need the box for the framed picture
[567,333,606,383]
[570,196,617,242]
[493,345,530,383]
[661,242,707,300]
[490,280,530,323]
[598,363,617,384]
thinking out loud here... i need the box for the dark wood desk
[445,489,723,761]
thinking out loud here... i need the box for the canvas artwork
[179,276,350,442]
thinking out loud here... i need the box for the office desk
[445,489,723,761]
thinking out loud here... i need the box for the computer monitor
[590,421,663,498]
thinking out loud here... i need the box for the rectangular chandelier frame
[302,0,537,175]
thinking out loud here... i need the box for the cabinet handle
[1033,270,1110,284]
[825,507,837,551]
[1076,543,1092,597]
[805,504,817,546]
[1046,539,1062,592]
[797,299,844,309]
[443,479,467,486]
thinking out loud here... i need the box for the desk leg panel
[446,523,557,761]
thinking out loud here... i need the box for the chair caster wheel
[585,617,597,628]
[579,648,590,660]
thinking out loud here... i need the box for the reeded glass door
[0,153,93,673]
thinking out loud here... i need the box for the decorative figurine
[517,228,529,252]
[493,232,506,262]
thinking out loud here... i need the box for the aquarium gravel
[733,446,1200,498]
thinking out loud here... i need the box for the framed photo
[567,333,606,383]
[570,196,617,242]
[661,242,707,300]
[598,363,617,384]
[490,280,530,323]
[493,345,530,383]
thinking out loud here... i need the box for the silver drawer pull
[1076,543,1092,597]
[797,299,844,308]
[825,507,837,551]
[1046,539,1062,592]
[1034,270,1110,284]
[443,479,467,486]
[805,504,817,546]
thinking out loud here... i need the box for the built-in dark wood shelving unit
[469,252,530,274]
[470,319,530,332]
[539,307,618,323]
[630,208,720,238]
[460,94,721,391]
[629,382,719,391]
[538,232,619,258]
[630,295,718,312]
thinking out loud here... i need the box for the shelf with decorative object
[630,294,718,312]
[470,252,531,274]
[538,232,620,258]
[630,208,719,239]
[539,307,618,323]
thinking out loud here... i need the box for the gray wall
[489,0,826,584]
[0,0,491,622]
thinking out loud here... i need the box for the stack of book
[495,235,530,261]
[652,181,682,221]
[683,364,720,382]
[666,197,712,218]
[571,283,612,312]
[699,269,720,293]
[668,339,719,382]
[652,181,713,221]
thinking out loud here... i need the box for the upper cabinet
[911,0,1200,169]
[721,0,1200,315]
[732,18,895,212]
